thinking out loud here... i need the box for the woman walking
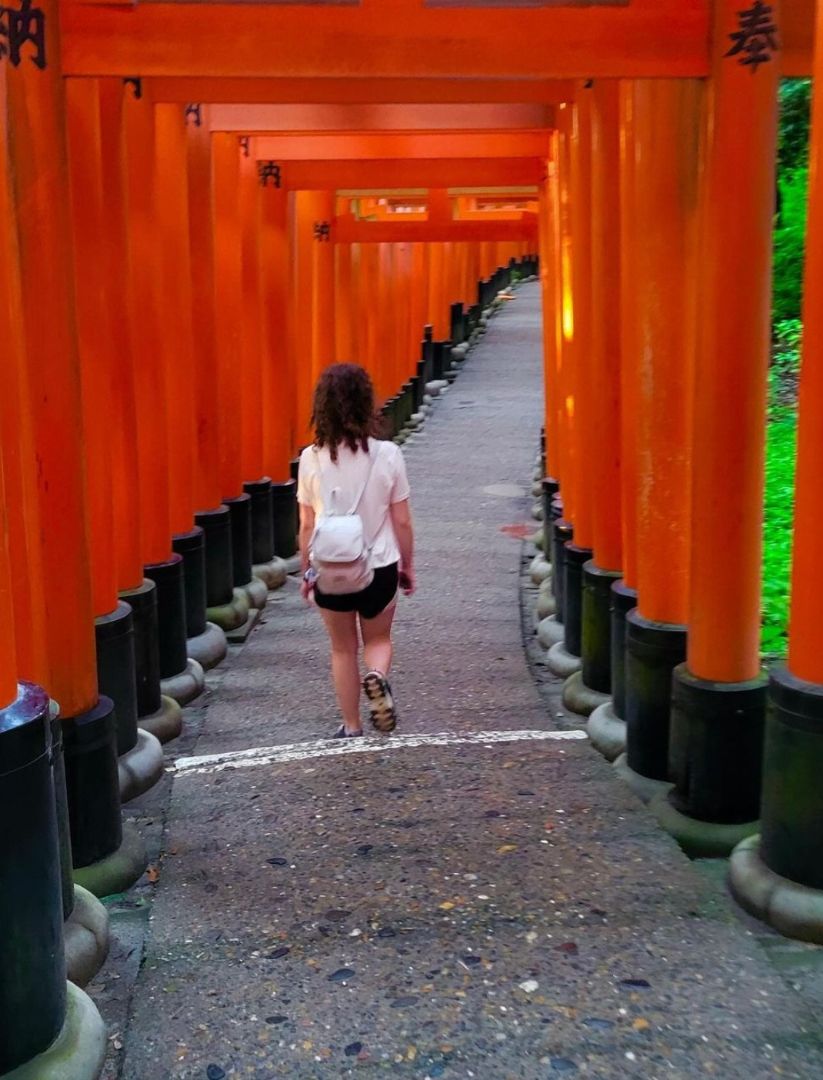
[297,364,415,738]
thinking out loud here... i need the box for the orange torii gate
[3,2,823,1077]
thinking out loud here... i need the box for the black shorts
[314,563,399,619]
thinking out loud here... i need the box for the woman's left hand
[300,578,314,604]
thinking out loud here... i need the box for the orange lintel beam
[334,217,537,244]
[254,132,548,162]
[272,159,543,190]
[208,104,553,134]
[60,0,717,79]
[143,77,577,106]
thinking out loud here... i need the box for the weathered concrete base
[65,885,109,989]
[562,670,609,718]
[73,820,148,899]
[546,641,582,678]
[536,579,556,619]
[529,554,552,586]
[613,752,673,806]
[530,528,545,551]
[4,983,107,1080]
[531,480,542,498]
[160,657,205,707]
[138,694,183,744]
[187,621,228,671]
[253,556,288,590]
[730,835,823,944]
[243,576,269,611]
[207,587,251,631]
[226,606,263,645]
[651,793,759,859]
[531,502,543,521]
[537,614,565,650]
[587,700,626,762]
[283,554,301,576]
[118,728,164,804]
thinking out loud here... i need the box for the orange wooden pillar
[122,90,197,722]
[312,191,336,388]
[650,0,779,850]
[259,166,293,483]
[552,89,596,669]
[185,109,246,635]
[538,157,561,483]
[213,134,265,612]
[292,191,329,446]
[576,80,623,702]
[336,242,355,364]
[7,4,147,894]
[239,146,265,487]
[359,242,380,393]
[618,79,701,796]
[729,0,823,935]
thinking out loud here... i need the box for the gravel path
[95,284,823,1079]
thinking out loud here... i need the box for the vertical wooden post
[573,80,624,703]
[98,81,143,595]
[239,145,265,485]
[259,163,292,482]
[617,79,701,799]
[311,190,336,386]
[155,103,197,539]
[336,242,354,363]
[731,0,823,937]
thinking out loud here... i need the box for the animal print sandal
[362,670,397,734]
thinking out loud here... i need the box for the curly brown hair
[311,363,379,463]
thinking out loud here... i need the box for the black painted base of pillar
[49,707,75,921]
[172,527,208,640]
[119,578,162,720]
[63,696,122,871]
[541,477,559,529]
[225,493,253,589]
[760,666,823,889]
[95,601,138,757]
[667,663,766,826]
[552,519,573,612]
[581,563,621,695]
[0,682,65,1077]
[244,477,275,566]
[563,543,592,658]
[144,555,189,682]
[194,505,234,609]
[271,479,298,559]
[624,611,687,784]
[610,580,638,721]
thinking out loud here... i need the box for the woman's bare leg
[360,600,397,677]
[319,608,362,733]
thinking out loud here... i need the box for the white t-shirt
[297,438,411,569]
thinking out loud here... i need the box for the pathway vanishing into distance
[92,285,823,1079]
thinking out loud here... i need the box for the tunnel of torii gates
[2,0,823,1074]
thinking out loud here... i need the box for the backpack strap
[314,441,381,516]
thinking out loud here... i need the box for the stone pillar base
[226,606,263,645]
[537,614,565,650]
[118,729,164,804]
[4,983,107,1080]
[187,622,228,671]
[536,580,556,620]
[529,554,552,586]
[546,641,582,678]
[730,834,823,944]
[242,576,269,611]
[160,658,205,706]
[613,752,673,806]
[587,701,627,762]
[207,586,251,631]
[138,695,183,744]
[253,557,288,590]
[73,820,147,899]
[651,791,758,859]
[562,671,609,718]
[65,885,109,989]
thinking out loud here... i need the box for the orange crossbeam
[207,104,552,133]
[254,132,548,161]
[269,159,543,189]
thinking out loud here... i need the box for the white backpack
[309,446,379,595]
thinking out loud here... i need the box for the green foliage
[773,167,808,322]
[762,411,796,657]
[778,80,812,174]
[761,326,800,657]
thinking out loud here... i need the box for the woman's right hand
[399,567,416,596]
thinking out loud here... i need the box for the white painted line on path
[171,728,588,777]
